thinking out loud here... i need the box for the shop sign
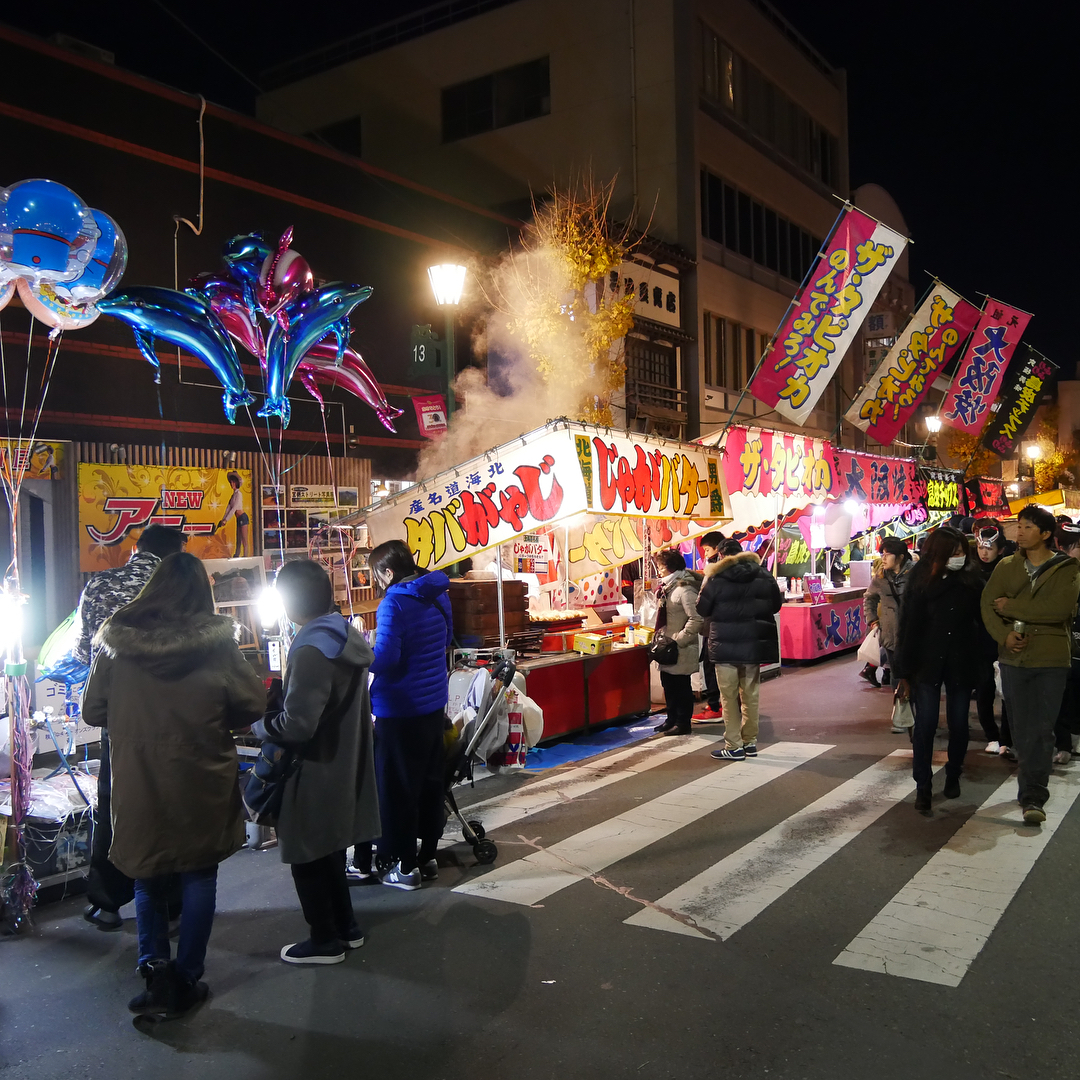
[611,260,681,329]
[846,284,980,444]
[832,450,920,506]
[289,484,336,507]
[563,515,644,579]
[941,299,1032,434]
[776,524,811,577]
[0,439,65,482]
[722,427,837,501]
[917,467,964,513]
[78,464,253,572]
[751,207,907,424]
[368,433,586,572]
[964,476,1009,518]
[575,433,727,520]
[511,532,552,574]
[981,345,1057,458]
[413,394,448,439]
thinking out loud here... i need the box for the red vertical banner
[940,300,1032,434]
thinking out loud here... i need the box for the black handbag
[648,632,680,666]
[243,741,298,827]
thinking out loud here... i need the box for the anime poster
[78,464,253,572]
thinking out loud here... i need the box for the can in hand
[1013,620,1027,635]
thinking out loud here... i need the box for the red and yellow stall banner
[78,463,253,572]
[941,299,1032,434]
[750,208,907,425]
[845,284,980,444]
[0,439,65,483]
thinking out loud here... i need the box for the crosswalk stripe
[833,766,1080,986]
[453,742,831,907]
[442,733,722,843]
[625,750,924,940]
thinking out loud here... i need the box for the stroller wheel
[474,839,498,865]
[467,820,486,841]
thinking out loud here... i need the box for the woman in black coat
[894,527,983,815]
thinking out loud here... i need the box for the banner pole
[709,202,852,447]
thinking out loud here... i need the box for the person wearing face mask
[894,527,984,815]
[982,506,1080,825]
[972,521,1014,756]
[861,537,913,727]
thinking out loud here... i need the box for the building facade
[258,0,912,446]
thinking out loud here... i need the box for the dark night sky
[3,1,1071,371]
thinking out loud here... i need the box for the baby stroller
[444,656,518,865]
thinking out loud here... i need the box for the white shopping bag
[892,697,914,729]
[857,625,881,666]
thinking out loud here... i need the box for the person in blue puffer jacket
[368,539,453,890]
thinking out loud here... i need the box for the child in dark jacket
[369,540,453,891]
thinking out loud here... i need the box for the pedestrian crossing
[449,735,1080,988]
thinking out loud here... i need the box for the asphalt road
[3,654,1079,1080]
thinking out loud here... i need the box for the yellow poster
[78,464,253,572]
[0,440,65,482]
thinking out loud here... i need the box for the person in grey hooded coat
[252,559,380,966]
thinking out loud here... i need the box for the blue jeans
[135,865,218,983]
[911,672,972,786]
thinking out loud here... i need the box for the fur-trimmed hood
[704,550,762,583]
[95,613,238,679]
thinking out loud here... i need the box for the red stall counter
[519,644,652,742]
[779,590,866,662]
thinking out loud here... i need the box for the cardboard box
[573,632,613,656]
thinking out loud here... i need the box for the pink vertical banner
[412,394,448,438]
[750,207,907,425]
[940,299,1032,434]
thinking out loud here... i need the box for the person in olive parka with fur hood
[696,538,783,761]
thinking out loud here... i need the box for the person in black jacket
[696,538,783,762]
[972,520,1013,755]
[894,527,983,815]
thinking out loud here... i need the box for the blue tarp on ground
[523,715,663,771]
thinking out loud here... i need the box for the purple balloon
[298,344,403,432]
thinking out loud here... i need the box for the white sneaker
[1053,749,1072,765]
[984,741,1000,755]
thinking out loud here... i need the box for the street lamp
[1025,443,1042,460]
[925,415,942,434]
[427,263,466,419]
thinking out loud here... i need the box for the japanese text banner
[940,299,1032,434]
[981,345,1057,458]
[845,284,980,443]
[750,208,908,424]
[367,432,586,572]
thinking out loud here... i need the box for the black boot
[128,960,170,1014]
[159,961,210,1020]
[654,720,675,733]
[943,774,961,799]
[914,784,933,816]
[858,664,880,688]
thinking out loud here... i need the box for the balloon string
[317,402,354,617]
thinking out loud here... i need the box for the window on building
[700,168,822,282]
[700,23,840,188]
[627,338,677,389]
[442,57,550,142]
[704,314,767,391]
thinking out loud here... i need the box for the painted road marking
[453,742,831,907]
[441,733,722,842]
[833,766,1080,986]
[625,750,926,940]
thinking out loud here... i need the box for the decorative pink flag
[940,300,1032,434]
[412,394,448,438]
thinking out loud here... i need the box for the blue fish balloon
[259,281,373,425]
[96,286,255,422]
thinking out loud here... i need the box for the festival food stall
[358,420,731,740]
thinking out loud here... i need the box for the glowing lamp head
[427,263,466,307]
[258,585,285,630]
[1025,444,1042,460]
[844,499,860,515]
[925,415,942,434]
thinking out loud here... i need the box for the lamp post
[427,263,466,419]
[924,415,942,434]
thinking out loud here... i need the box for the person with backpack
[82,552,265,1017]
[697,538,782,761]
[253,559,379,965]
[368,539,453,889]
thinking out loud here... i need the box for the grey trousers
[1000,665,1068,809]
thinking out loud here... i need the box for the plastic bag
[857,625,881,666]
[892,697,914,730]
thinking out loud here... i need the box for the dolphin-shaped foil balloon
[96,286,256,423]
[259,281,373,425]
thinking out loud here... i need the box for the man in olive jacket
[981,504,1080,824]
